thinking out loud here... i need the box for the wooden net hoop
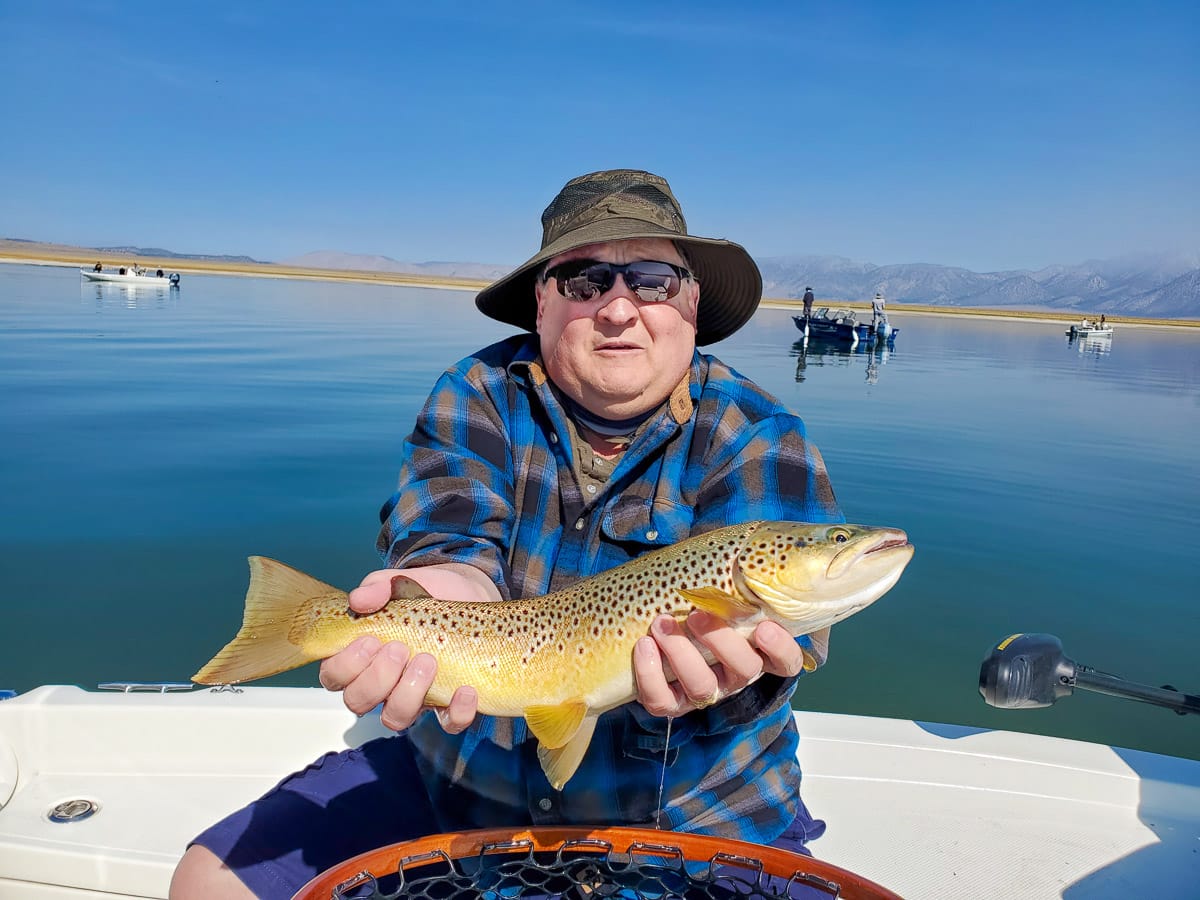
[292,825,901,899]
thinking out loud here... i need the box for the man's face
[535,238,699,419]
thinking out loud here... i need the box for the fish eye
[830,528,851,543]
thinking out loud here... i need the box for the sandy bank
[3,244,1196,330]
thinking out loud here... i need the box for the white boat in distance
[1,675,1197,898]
[1066,319,1113,338]
[81,267,180,287]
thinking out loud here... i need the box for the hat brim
[475,218,762,346]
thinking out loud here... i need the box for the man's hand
[633,612,805,717]
[318,566,496,734]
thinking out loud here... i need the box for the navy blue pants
[193,734,827,898]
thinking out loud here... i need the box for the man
[871,292,886,327]
[802,286,814,318]
[171,169,843,898]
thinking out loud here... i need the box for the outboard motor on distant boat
[169,272,181,286]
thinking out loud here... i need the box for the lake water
[2,263,1197,761]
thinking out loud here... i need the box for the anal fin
[537,714,599,791]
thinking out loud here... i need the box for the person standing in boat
[171,169,845,899]
[802,285,814,319]
[871,291,886,327]
[93,261,102,272]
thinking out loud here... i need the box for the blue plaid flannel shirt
[378,335,843,844]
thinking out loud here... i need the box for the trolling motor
[979,633,1200,716]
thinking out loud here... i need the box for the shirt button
[550,433,559,444]
[585,484,597,494]
[646,530,659,541]
[538,798,552,811]
[574,519,585,531]
[593,457,602,466]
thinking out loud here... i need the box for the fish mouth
[866,533,910,554]
[828,528,910,579]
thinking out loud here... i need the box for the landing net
[292,827,900,900]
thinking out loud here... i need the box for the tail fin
[192,556,343,684]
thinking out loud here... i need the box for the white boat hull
[1067,326,1113,337]
[1,685,1197,899]
[81,269,179,286]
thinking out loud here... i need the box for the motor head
[979,633,1078,709]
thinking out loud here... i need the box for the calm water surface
[2,263,1197,761]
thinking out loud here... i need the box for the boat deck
[1,686,1197,899]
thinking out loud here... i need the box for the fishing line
[654,715,673,829]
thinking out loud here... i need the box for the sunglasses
[542,259,692,303]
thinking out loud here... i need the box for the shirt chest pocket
[600,497,692,550]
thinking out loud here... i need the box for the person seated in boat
[171,169,845,899]
[118,267,126,275]
[93,261,102,272]
[156,268,164,278]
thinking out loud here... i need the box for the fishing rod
[978,632,1200,716]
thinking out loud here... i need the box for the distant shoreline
[3,246,1196,330]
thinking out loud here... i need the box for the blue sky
[2,1,1196,272]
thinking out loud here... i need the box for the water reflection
[84,281,178,311]
[791,338,893,383]
[1066,331,1113,357]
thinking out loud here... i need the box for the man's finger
[685,610,763,689]
[754,620,805,677]
[319,635,381,693]
[650,616,719,707]
[379,650,437,732]
[634,635,686,717]
[341,640,409,718]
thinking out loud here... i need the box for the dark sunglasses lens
[624,262,681,302]
[566,262,614,301]
[549,260,684,302]
[559,263,613,301]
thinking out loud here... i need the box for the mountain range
[4,237,1196,318]
[283,249,1199,319]
[755,251,1199,318]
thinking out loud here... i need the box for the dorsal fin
[386,574,431,601]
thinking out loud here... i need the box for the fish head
[734,522,914,634]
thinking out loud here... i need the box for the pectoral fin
[676,586,759,620]
[524,700,589,750]
[537,714,599,791]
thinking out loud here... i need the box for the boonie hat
[475,169,762,345]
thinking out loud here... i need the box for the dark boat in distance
[793,306,898,345]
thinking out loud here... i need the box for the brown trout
[193,520,913,788]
